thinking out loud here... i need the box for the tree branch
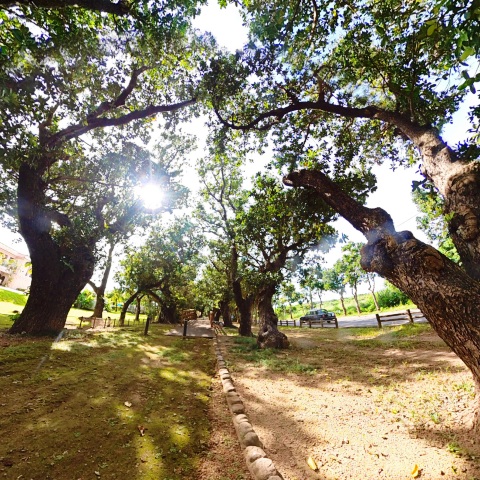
[0,0,131,15]
[87,66,151,121]
[46,98,196,148]
[284,169,397,244]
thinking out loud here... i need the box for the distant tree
[280,282,301,319]
[323,266,347,316]
[337,242,364,314]
[298,263,325,308]
[116,218,202,325]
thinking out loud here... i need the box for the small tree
[324,266,347,316]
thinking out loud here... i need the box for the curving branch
[46,98,196,148]
[284,169,396,243]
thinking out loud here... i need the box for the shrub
[377,285,411,309]
[74,290,95,310]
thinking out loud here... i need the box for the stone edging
[214,337,284,480]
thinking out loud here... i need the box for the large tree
[1,2,207,334]
[236,174,342,348]
[207,0,480,427]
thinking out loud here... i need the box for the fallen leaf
[124,401,132,408]
[307,456,319,471]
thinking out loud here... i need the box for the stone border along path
[214,336,285,480]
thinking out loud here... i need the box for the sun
[136,182,164,210]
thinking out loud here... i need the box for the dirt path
[208,328,480,480]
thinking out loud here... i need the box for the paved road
[280,309,426,329]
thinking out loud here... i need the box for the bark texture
[232,278,254,336]
[89,240,115,318]
[10,163,95,335]
[257,283,289,349]
[219,299,234,327]
[284,168,480,429]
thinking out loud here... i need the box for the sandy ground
[201,329,480,480]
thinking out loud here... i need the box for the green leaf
[427,23,437,36]
[459,46,475,62]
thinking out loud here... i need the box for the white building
[0,241,31,291]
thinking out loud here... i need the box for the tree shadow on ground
[0,325,215,480]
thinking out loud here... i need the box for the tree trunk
[370,290,380,310]
[135,295,143,322]
[90,240,115,318]
[316,289,323,307]
[10,163,95,335]
[160,303,177,324]
[257,283,289,349]
[285,168,480,430]
[352,285,361,314]
[119,291,140,326]
[219,299,233,327]
[232,278,253,336]
[213,307,221,323]
[339,293,347,316]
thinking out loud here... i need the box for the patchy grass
[0,324,216,479]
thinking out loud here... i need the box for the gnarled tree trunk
[232,278,253,336]
[285,168,480,430]
[10,163,95,335]
[219,299,233,327]
[119,290,140,326]
[257,283,289,349]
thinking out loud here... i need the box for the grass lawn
[0,324,215,479]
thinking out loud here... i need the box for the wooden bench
[299,316,338,329]
[375,309,425,328]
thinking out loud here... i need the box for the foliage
[412,183,460,262]
[377,283,411,309]
[117,217,203,313]
[73,289,95,310]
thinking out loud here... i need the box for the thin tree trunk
[339,293,347,316]
[135,295,142,322]
[352,285,361,314]
[257,283,289,349]
[370,290,380,310]
[119,291,140,326]
[90,240,115,318]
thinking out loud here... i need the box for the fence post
[376,313,382,328]
[182,320,188,337]
[407,309,414,323]
[144,316,151,336]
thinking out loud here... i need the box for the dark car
[300,308,336,323]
